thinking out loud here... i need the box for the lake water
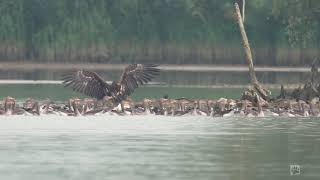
[0,85,319,180]
[0,116,319,180]
[0,84,249,101]
[0,68,311,86]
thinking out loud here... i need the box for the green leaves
[0,0,319,62]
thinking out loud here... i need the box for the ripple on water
[0,116,320,180]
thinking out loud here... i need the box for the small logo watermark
[290,165,301,176]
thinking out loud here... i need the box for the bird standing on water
[62,64,160,103]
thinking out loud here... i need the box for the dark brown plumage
[61,64,160,102]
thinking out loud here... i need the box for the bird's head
[4,96,16,112]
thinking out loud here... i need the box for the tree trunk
[234,2,269,100]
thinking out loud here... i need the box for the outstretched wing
[119,64,160,96]
[61,70,111,100]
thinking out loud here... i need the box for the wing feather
[119,64,160,95]
[61,70,110,100]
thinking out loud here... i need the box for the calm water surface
[0,84,248,101]
[0,69,311,86]
[0,85,318,180]
[0,116,319,180]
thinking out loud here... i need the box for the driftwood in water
[277,59,320,102]
[234,3,269,101]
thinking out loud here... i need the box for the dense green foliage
[0,0,319,65]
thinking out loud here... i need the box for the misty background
[0,0,319,65]
[0,0,318,86]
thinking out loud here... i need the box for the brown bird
[61,64,160,103]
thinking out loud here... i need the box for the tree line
[0,0,319,65]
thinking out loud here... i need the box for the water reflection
[0,85,247,101]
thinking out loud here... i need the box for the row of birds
[0,96,318,117]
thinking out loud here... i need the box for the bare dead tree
[235,0,245,22]
[234,2,269,101]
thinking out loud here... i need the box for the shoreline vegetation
[0,1,320,66]
[0,45,319,66]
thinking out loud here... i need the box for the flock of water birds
[0,95,318,117]
[0,63,319,117]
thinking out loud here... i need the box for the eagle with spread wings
[61,64,160,102]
